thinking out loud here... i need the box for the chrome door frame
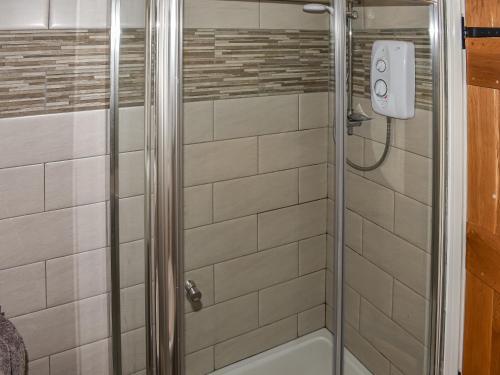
[332,0,347,374]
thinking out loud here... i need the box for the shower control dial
[375,59,387,72]
[374,79,387,98]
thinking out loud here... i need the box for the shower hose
[346,116,392,172]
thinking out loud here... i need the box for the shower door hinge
[462,16,500,49]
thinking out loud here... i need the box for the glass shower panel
[115,1,148,373]
[342,2,434,374]
[182,0,335,373]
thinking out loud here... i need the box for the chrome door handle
[185,280,202,303]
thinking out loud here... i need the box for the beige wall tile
[298,234,326,275]
[12,294,109,360]
[119,196,145,244]
[185,266,214,313]
[28,357,49,375]
[184,215,257,270]
[185,0,259,29]
[259,270,325,325]
[347,135,365,176]
[49,0,110,29]
[214,95,298,140]
[45,156,108,210]
[121,0,146,28]
[393,281,429,344]
[214,315,297,369]
[393,109,433,158]
[0,262,45,318]
[186,347,214,375]
[119,151,144,198]
[0,110,107,169]
[120,240,145,288]
[259,128,328,173]
[0,0,49,30]
[345,323,391,375]
[0,165,44,219]
[119,107,144,153]
[299,164,327,203]
[327,198,335,236]
[346,172,394,231]
[364,141,432,205]
[391,365,405,375]
[260,2,329,30]
[299,92,329,130]
[360,300,425,375]
[214,243,298,303]
[395,193,432,252]
[184,184,213,229]
[325,304,334,333]
[50,338,111,375]
[325,269,334,307]
[363,220,430,297]
[326,234,334,272]
[345,286,361,329]
[258,199,327,250]
[46,248,109,307]
[0,202,107,270]
[362,6,429,29]
[184,101,214,144]
[298,304,325,336]
[345,247,393,316]
[346,210,363,253]
[184,137,258,186]
[213,170,298,222]
[185,293,258,353]
[121,284,145,333]
[352,97,393,145]
[121,327,146,374]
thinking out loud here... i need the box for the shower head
[303,3,334,14]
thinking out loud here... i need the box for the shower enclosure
[0,0,446,374]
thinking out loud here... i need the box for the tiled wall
[336,5,434,375]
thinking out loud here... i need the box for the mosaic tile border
[0,27,431,119]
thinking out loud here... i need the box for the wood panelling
[466,0,500,27]
[467,39,500,89]
[467,225,500,293]
[463,271,494,375]
[467,85,500,233]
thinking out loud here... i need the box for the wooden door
[463,0,500,374]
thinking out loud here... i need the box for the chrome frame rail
[109,0,122,373]
[333,0,347,374]
[151,0,185,374]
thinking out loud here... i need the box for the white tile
[259,270,325,325]
[184,215,257,270]
[363,220,431,297]
[185,0,259,29]
[45,156,108,210]
[184,137,258,186]
[184,101,214,144]
[185,293,258,353]
[50,338,111,375]
[214,316,297,369]
[120,240,145,288]
[259,129,328,173]
[260,2,329,30]
[0,0,49,30]
[12,294,110,360]
[121,327,146,374]
[119,195,144,244]
[0,202,107,270]
[50,0,110,29]
[394,193,432,252]
[299,164,327,203]
[184,184,213,229]
[0,165,44,219]
[299,92,329,129]
[214,243,298,302]
[46,248,110,306]
[214,95,298,140]
[363,6,429,29]
[186,347,214,375]
[28,357,50,375]
[213,170,298,222]
[393,108,433,157]
[119,107,144,152]
[119,151,145,198]
[393,281,429,344]
[120,284,145,332]
[0,110,107,169]
[121,0,146,28]
[0,262,45,318]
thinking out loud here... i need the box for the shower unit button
[370,40,415,119]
